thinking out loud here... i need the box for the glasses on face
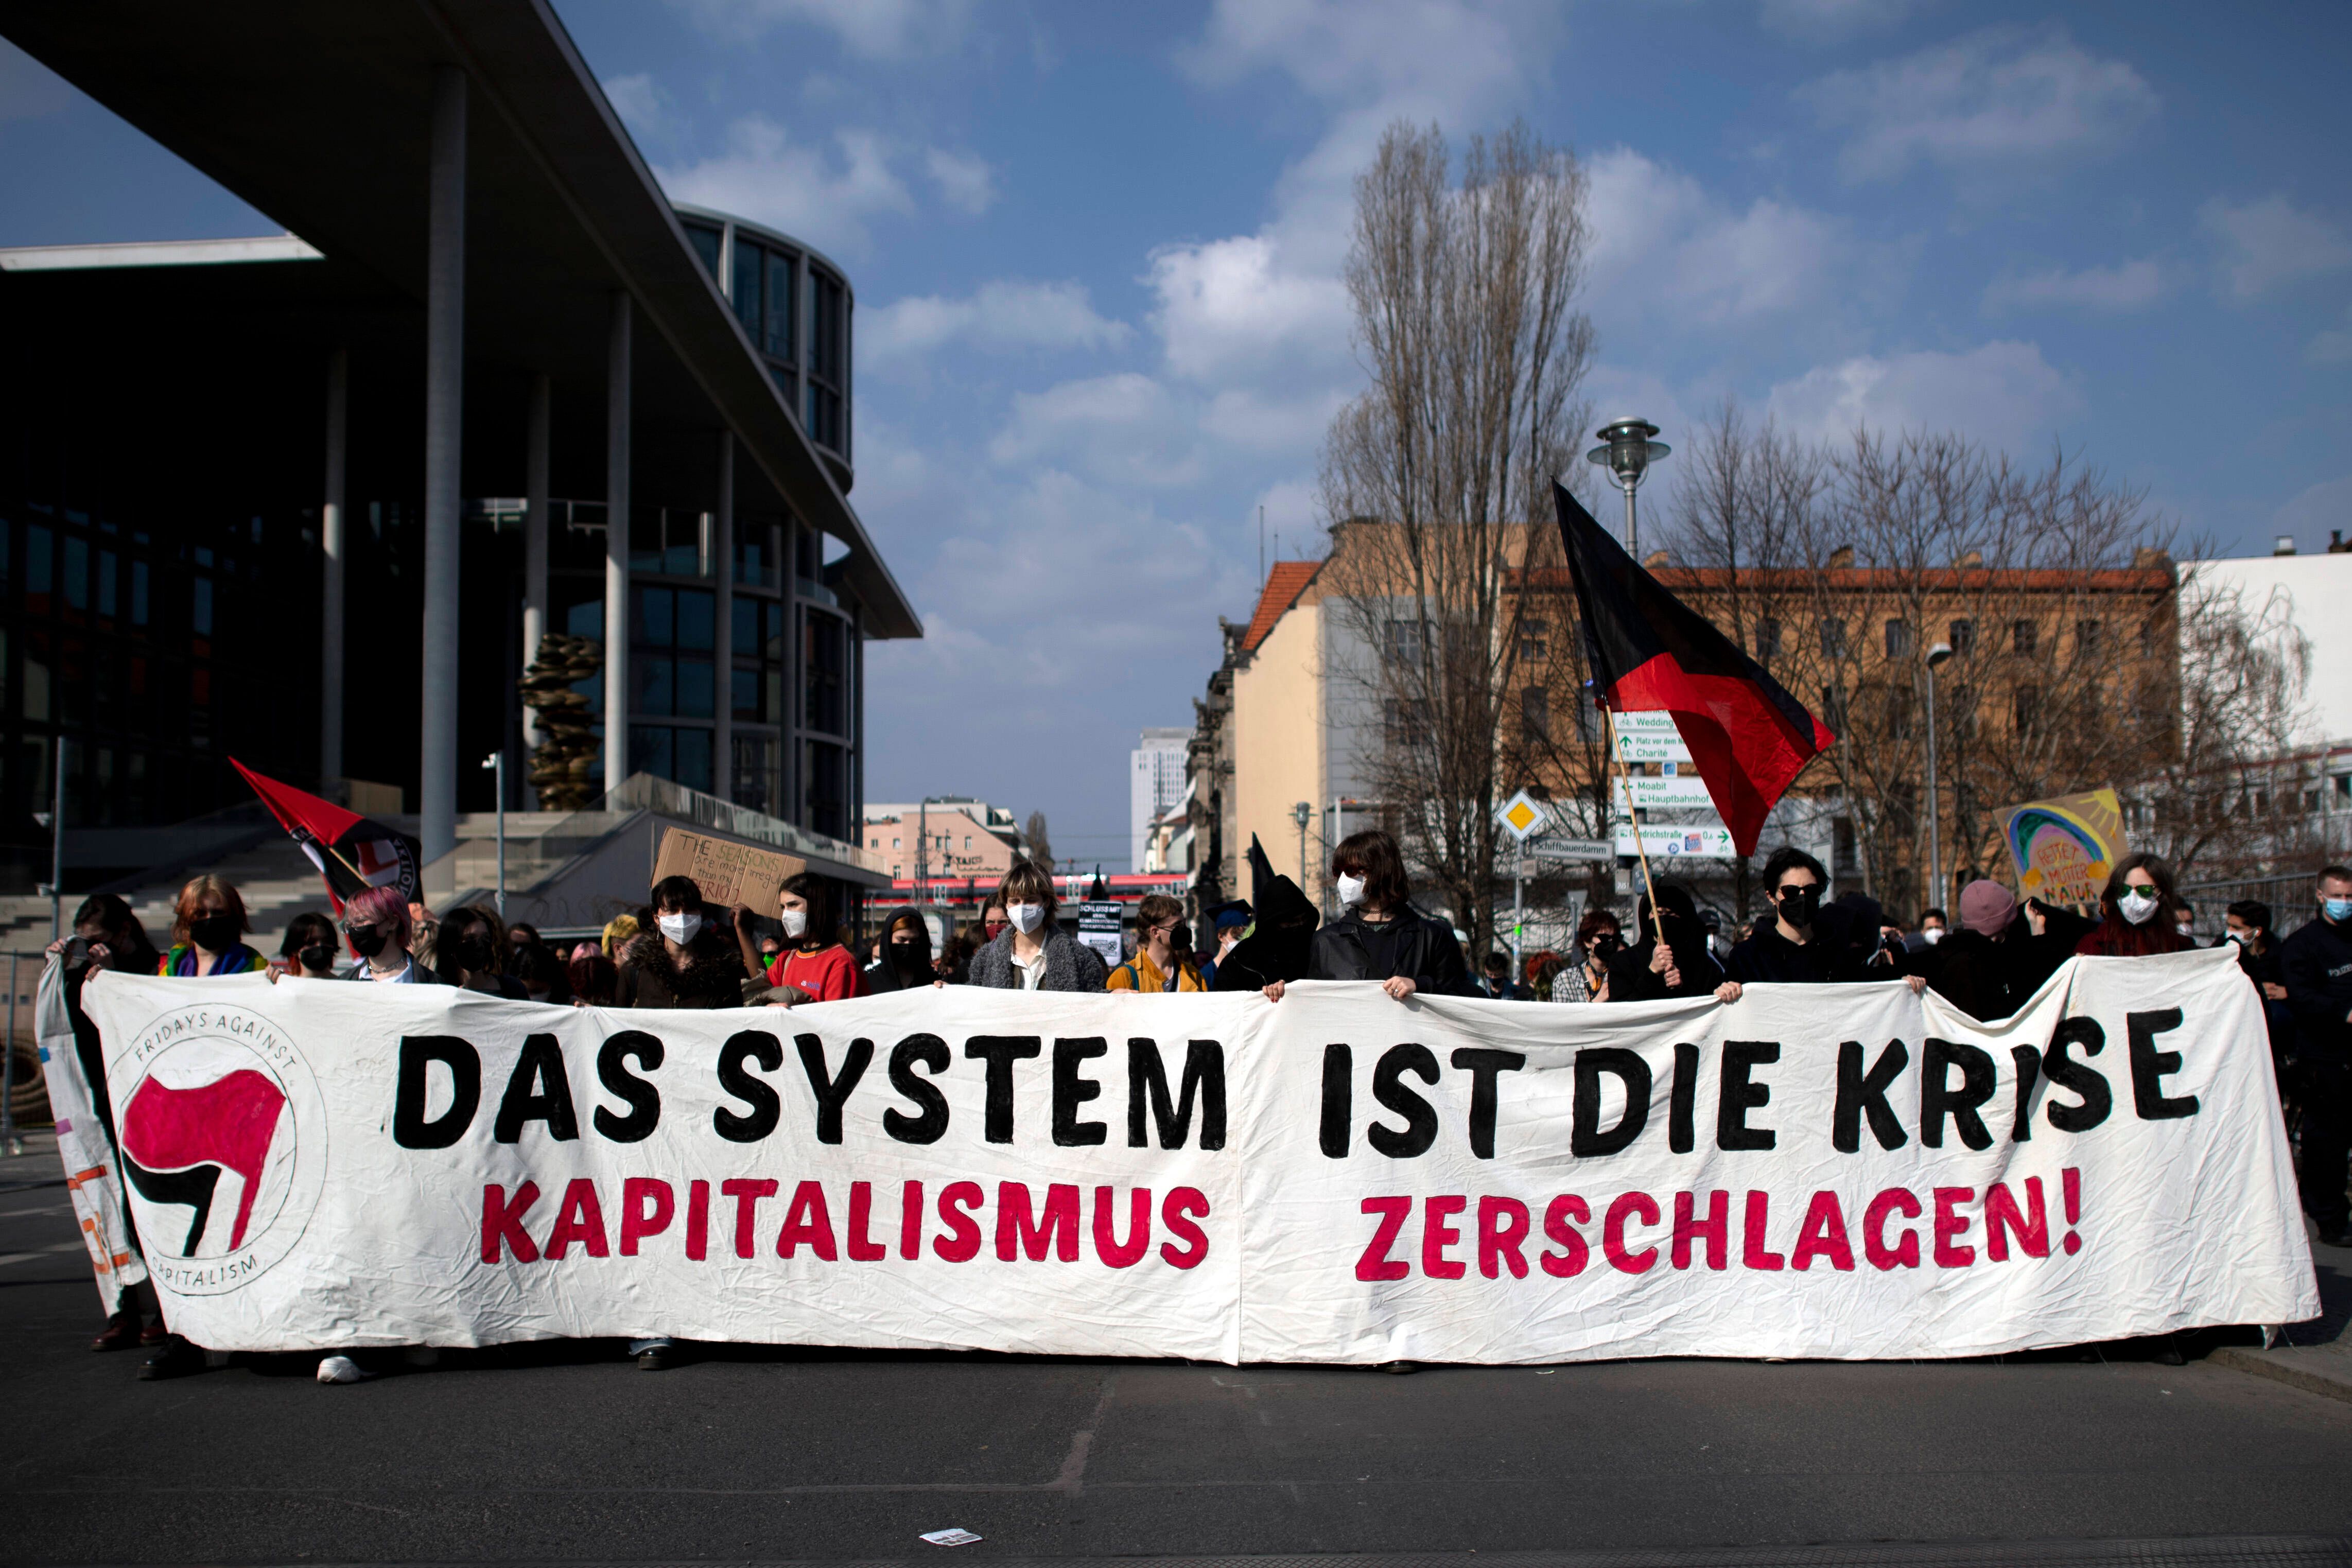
[1774,882,1817,900]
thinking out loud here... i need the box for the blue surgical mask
[2326,897,2352,924]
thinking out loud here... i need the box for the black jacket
[2281,915,2352,1061]
[1921,921,2047,1021]
[1605,933,1724,1001]
[1306,905,1478,996]
[1726,900,1896,986]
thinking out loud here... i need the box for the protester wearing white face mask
[617,876,746,1008]
[968,860,1107,992]
[733,873,863,1006]
[2074,852,2193,959]
[1262,829,1477,1005]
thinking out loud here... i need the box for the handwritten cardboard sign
[653,827,805,913]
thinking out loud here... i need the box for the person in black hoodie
[865,907,936,994]
[1262,829,1476,1002]
[2283,865,2352,1247]
[1605,881,1723,1001]
[1716,847,1920,1003]
[1213,836,1321,993]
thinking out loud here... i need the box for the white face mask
[658,911,702,944]
[2225,928,2251,947]
[1336,874,1367,908]
[2118,888,2159,926]
[1007,902,1045,934]
[2176,921,2194,938]
[779,908,808,939]
[1921,928,1944,945]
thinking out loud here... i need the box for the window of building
[1574,681,1601,741]
[1832,815,1857,873]
[806,267,848,457]
[1820,684,1848,730]
[684,219,722,281]
[731,239,763,345]
[63,535,88,613]
[1386,619,1427,667]
[632,725,713,794]
[1949,618,1975,655]
[1518,619,1548,663]
[1755,618,1782,661]
[633,584,716,721]
[1384,697,1430,750]
[2012,619,2035,656]
[1885,619,1913,658]
[1820,617,1847,660]
[1885,683,1914,739]
[193,577,214,637]
[2013,684,2041,734]
[1521,686,1550,743]
[764,248,796,362]
[2077,619,2102,657]
[26,525,51,612]
[804,609,848,736]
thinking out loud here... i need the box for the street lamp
[1586,416,1671,556]
[1923,642,1953,913]
[482,752,506,919]
[1292,802,1313,896]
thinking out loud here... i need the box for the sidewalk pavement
[2207,1219,2352,1403]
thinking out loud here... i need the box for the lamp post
[1586,416,1672,556]
[1923,641,1953,913]
[482,751,506,919]
[1292,801,1312,901]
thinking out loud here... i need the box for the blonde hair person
[967,860,1106,991]
[1109,893,1206,994]
[602,913,640,959]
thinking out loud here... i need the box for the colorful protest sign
[2000,789,2128,910]
[75,949,2311,1362]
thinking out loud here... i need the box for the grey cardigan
[966,929,1107,992]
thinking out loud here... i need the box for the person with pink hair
[339,886,435,984]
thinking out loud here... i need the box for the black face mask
[1776,886,1821,924]
[454,935,496,972]
[298,943,337,973]
[891,942,930,977]
[346,926,388,960]
[189,913,239,952]
[1588,934,1622,960]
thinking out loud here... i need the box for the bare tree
[1318,117,1595,947]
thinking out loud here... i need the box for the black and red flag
[1551,480,1835,857]
[230,758,421,915]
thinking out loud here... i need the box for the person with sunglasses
[1108,893,1208,994]
[1715,846,1922,1004]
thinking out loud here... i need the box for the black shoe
[2153,1339,2185,1367]
[137,1336,204,1381]
[636,1345,673,1371]
[91,1310,143,1353]
[1378,1359,1418,1375]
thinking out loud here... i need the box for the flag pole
[1605,704,1668,949]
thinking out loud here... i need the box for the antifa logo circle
[114,1004,327,1295]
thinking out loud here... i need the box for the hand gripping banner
[79,947,2316,1362]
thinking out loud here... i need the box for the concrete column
[712,432,735,803]
[320,346,347,788]
[602,291,632,800]
[419,66,466,863]
[521,371,550,752]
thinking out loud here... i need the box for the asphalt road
[6,1168,2352,1565]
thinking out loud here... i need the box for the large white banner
[78,946,2316,1362]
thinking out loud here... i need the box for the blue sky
[4,1,2349,868]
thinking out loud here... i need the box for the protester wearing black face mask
[1553,909,1623,1002]
[431,905,529,998]
[1714,847,1922,1003]
[276,912,343,979]
[157,875,266,976]
[864,908,936,994]
[1605,882,1723,1001]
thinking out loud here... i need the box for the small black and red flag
[1551,480,1835,857]
[230,758,421,915]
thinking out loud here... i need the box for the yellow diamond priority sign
[1496,789,1548,842]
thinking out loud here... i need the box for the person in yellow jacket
[1107,893,1209,994]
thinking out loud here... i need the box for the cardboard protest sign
[81,948,2312,1362]
[2000,789,2127,910]
[652,827,804,914]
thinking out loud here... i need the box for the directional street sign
[1495,789,1549,842]
[1611,709,1693,763]
[1614,825,1738,859]
[1527,838,1616,862]
[1613,775,1717,811]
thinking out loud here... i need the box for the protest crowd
[41,816,2352,1383]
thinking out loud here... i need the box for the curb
[2208,1344,2352,1404]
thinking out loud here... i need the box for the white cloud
[1765,340,2083,454]
[865,280,1131,359]
[1146,235,1354,389]
[1583,147,1860,328]
[1798,26,2157,184]
[988,373,1202,487]
[924,148,997,215]
[2200,194,2352,301]
[1981,258,2161,315]
[670,0,971,60]
[2308,307,2352,366]
[653,117,913,255]
[1177,0,1552,109]
[601,73,669,146]
[0,39,74,122]
[1759,0,1925,41]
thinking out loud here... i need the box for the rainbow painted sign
[1999,788,2128,910]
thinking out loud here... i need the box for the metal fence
[2177,872,2326,938]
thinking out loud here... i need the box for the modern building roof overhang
[1,0,919,639]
